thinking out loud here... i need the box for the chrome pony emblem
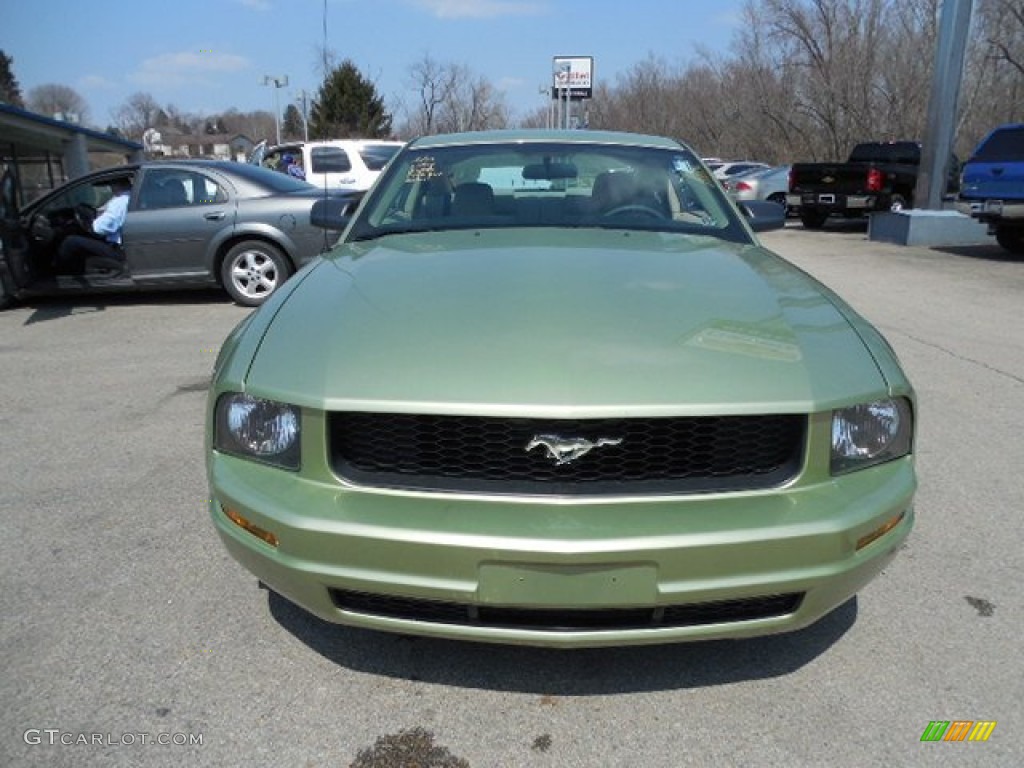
[525,434,623,465]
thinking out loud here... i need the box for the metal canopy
[0,103,143,160]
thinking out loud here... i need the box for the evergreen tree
[282,104,304,140]
[0,50,25,107]
[310,61,392,139]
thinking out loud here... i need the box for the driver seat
[591,171,639,213]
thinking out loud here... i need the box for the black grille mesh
[328,413,804,494]
[329,589,804,631]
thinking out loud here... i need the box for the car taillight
[736,181,753,191]
[788,168,796,192]
[867,168,884,192]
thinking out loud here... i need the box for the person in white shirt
[56,176,132,278]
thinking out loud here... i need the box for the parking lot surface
[2,223,1021,767]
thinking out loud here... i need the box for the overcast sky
[2,0,746,127]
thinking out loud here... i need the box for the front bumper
[208,446,914,648]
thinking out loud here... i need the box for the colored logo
[921,721,996,742]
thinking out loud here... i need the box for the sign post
[551,57,593,130]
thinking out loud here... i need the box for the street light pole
[538,85,551,129]
[262,75,289,145]
[295,88,311,141]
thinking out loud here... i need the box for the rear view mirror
[522,162,578,181]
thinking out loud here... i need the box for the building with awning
[0,103,144,207]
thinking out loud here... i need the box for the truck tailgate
[789,164,868,195]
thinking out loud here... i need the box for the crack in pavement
[887,328,1024,387]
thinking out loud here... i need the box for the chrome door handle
[204,211,226,220]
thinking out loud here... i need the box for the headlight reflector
[215,393,300,469]
[831,398,912,475]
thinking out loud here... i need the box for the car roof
[406,129,688,151]
[267,139,404,151]
[144,159,256,172]
[45,159,315,198]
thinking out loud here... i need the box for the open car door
[248,140,267,167]
[0,168,32,305]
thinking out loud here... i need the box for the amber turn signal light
[224,506,279,548]
[856,511,906,551]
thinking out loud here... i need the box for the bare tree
[718,0,947,161]
[218,108,276,142]
[399,55,510,136]
[960,0,1024,148]
[27,83,90,123]
[984,0,1024,74]
[404,53,458,135]
[437,66,510,132]
[111,92,162,140]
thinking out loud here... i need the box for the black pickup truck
[786,141,924,229]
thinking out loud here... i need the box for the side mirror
[310,195,360,231]
[738,200,786,232]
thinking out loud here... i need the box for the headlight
[214,393,300,470]
[831,398,913,475]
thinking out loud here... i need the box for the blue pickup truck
[957,124,1024,255]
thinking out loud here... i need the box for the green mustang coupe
[207,130,915,647]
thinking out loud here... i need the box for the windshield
[347,140,748,243]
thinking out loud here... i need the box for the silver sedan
[724,164,792,213]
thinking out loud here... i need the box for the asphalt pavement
[1,222,1021,767]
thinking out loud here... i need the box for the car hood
[245,229,886,415]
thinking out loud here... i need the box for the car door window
[40,178,109,214]
[262,149,283,171]
[139,171,190,209]
[311,147,352,173]
[139,170,227,209]
[262,146,302,175]
[185,173,228,206]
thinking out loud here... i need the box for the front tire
[889,194,911,213]
[995,226,1024,255]
[221,241,292,307]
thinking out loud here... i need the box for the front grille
[329,589,804,631]
[327,413,805,495]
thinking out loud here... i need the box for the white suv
[250,139,404,192]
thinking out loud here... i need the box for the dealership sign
[552,56,593,100]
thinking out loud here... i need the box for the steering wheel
[29,212,55,245]
[601,204,666,220]
[74,202,97,232]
